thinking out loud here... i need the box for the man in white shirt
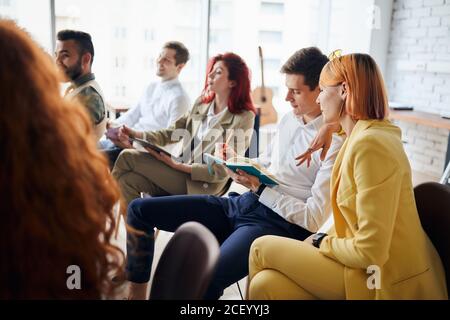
[125,47,344,300]
[100,41,191,165]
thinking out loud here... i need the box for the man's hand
[225,167,261,192]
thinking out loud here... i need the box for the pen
[222,134,234,160]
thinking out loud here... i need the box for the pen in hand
[220,135,234,160]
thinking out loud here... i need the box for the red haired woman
[111,53,256,206]
[0,20,124,299]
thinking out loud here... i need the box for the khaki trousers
[248,235,346,300]
[112,149,189,206]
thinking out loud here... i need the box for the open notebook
[204,153,280,185]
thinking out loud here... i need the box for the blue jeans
[126,192,312,300]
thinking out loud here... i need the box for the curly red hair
[0,20,124,299]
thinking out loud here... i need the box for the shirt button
[203,183,209,189]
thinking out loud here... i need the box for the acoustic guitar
[252,46,278,127]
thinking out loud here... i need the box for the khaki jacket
[143,99,255,195]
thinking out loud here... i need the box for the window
[258,30,283,44]
[54,0,208,107]
[0,0,53,52]
[2,0,388,118]
[209,0,328,117]
[260,1,284,15]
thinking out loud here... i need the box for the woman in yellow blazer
[247,53,447,300]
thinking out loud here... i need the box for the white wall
[386,0,450,178]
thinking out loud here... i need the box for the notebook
[203,153,280,185]
[130,137,181,162]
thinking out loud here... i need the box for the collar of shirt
[72,73,95,88]
[207,102,227,125]
[296,114,323,130]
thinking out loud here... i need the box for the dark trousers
[126,192,312,300]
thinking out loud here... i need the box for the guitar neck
[258,46,266,99]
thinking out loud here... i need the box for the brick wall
[386,0,450,178]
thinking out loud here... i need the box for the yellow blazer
[143,98,255,195]
[319,120,448,299]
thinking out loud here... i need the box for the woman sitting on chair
[0,20,124,299]
[111,53,255,206]
[247,53,448,300]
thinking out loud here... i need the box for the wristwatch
[312,233,328,248]
[254,183,267,197]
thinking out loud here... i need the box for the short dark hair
[163,41,190,66]
[281,47,329,90]
[57,30,95,65]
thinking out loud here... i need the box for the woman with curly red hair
[0,20,124,299]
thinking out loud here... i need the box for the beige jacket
[143,99,256,195]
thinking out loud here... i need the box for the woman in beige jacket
[111,53,255,206]
[248,53,447,300]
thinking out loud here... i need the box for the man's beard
[64,59,83,82]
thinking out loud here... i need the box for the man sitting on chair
[99,41,191,166]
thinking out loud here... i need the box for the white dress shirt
[256,112,345,232]
[195,102,228,142]
[113,78,190,131]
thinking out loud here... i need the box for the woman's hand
[225,168,261,192]
[214,143,237,160]
[113,125,145,149]
[145,148,192,174]
[295,122,341,167]
[118,125,141,140]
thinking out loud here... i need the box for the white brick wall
[394,120,448,176]
[387,0,450,178]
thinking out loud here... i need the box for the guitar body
[252,87,277,126]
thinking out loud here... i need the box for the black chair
[149,222,220,300]
[246,111,260,158]
[414,182,450,294]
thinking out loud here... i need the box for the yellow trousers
[248,235,346,300]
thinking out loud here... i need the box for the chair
[149,221,220,300]
[414,182,450,293]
